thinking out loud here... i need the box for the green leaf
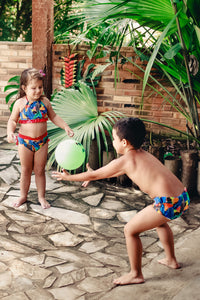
[8,75,20,84]
[194,25,200,44]
[164,43,182,59]
[91,62,112,80]
[9,101,15,113]
[4,84,19,92]
[5,91,18,104]
[142,13,178,100]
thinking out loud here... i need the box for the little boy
[52,117,190,285]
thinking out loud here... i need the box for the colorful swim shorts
[153,188,190,220]
[17,132,49,152]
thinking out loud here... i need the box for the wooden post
[32,0,54,99]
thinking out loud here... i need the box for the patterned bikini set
[153,188,190,220]
[17,98,49,152]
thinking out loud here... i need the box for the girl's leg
[113,204,170,285]
[34,143,50,209]
[156,223,180,268]
[14,144,34,207]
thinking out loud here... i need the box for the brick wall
[52,44,190,135]
[0,42,32,123]
[0,41,194,136]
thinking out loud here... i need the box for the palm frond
[4,75,20,111]
[47,82,125,170]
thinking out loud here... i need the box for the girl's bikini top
[19,98,48,124]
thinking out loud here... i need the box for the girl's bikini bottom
[17,132,49,152]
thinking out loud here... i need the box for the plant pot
[164,158,181,179]
[197,161,200,195]
[180,150,198,195]
[149,146,164,163]
[88,139,100,170]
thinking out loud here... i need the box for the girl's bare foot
[13,197,27,207]
[158,258,181,269]
[113,272,145,285]
[39,198,51,209]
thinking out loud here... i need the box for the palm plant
[47,81,124,170]
[4,75,20,112]
[59,0,200,143]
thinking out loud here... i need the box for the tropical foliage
[0,0,82,41]
[0,0,32,41]
[57,0,200,144]
[47,82,124,170]
[48,56,123,170]
[4,75,20,112]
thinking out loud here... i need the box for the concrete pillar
[32,0,54,99]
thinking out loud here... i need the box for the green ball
[55,139,86,170]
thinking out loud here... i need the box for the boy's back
[121,148,184,199]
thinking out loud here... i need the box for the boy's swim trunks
[17,132,49,152]
[153,189,190,220]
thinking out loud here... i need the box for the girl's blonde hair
[18,68,45,99]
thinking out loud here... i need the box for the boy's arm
[45,98,74,137]
[7,101,20,143]
[52,156,126,182]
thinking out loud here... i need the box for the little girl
[7,68,74,209]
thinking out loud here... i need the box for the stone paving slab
[0,124,200,300]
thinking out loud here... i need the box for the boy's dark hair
[113,117,146,149]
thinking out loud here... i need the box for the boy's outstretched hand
[81,163,93,188]
[52,163,93,187]
[52,169,69,181]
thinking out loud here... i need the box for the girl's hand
[65,126,74,138]
[52,169,69,181]
[81,163,93,188]
[7,133,16,144]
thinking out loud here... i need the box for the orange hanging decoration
[62,53,77,88]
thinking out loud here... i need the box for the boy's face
[112,128,124,154]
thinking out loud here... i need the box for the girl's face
[23,79,43,102]
[112,128,125,154]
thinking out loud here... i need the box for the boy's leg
[114,204,171,285]
[34,143,50,209]
[14,144,34,207]
[156,223,180,268]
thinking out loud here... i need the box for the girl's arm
[7,101,20,143]
[45,98,74,137]
[52,156,126,182]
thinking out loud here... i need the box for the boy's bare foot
[158,258,181,269]
[13,197,27,207]
[113,272,145,285]
[39,198,51,209]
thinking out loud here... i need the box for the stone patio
[0,124,200,300]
